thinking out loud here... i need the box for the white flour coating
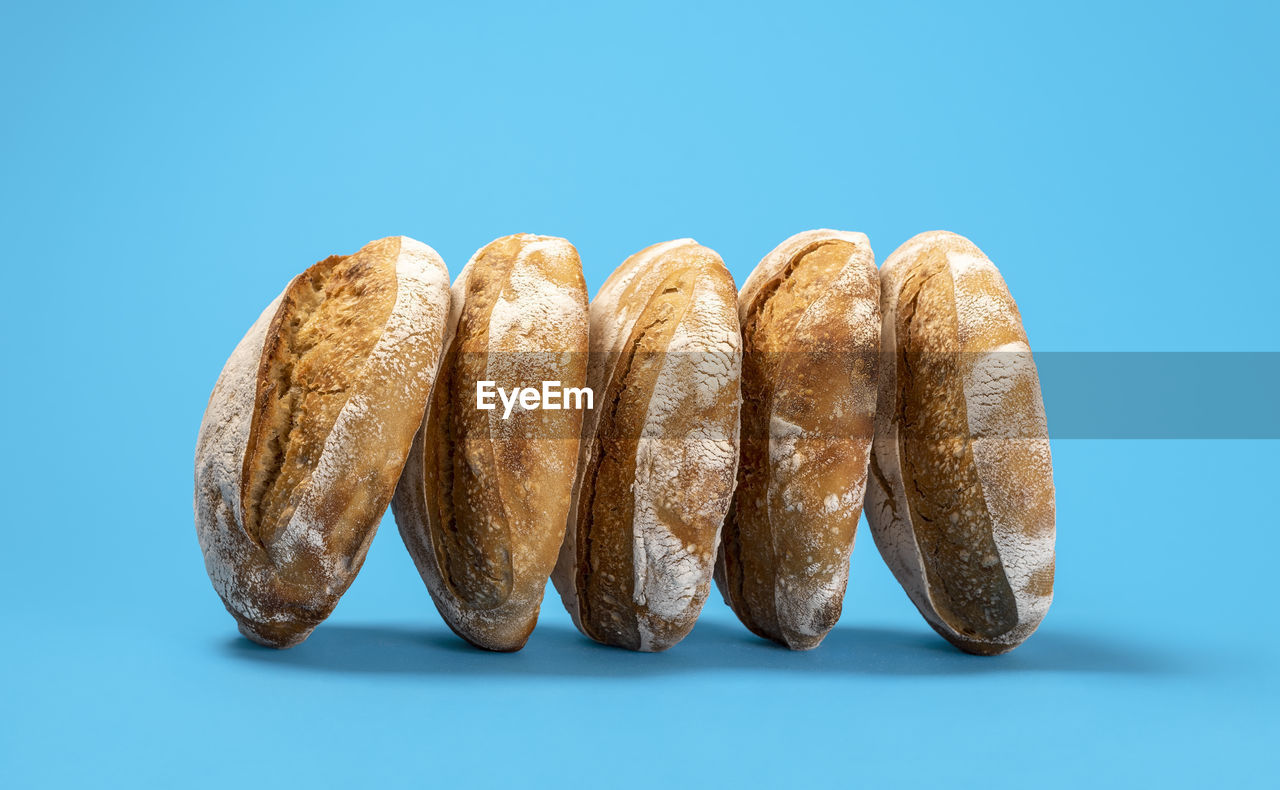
[791,573,848,638]
[946,251,993,277]
[954,289,1010,342]
[801,236,881,366]
[665,273,741,409]
[879,230,955,273]
[195,237,450,637]
[768,415,804,472]
[953,254,1055,638]
[963,340,1041,438]
[627,251,741,651]
[969,431,1055,635]
[488,236,584,349]
[837,295,879,346]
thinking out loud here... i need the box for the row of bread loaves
[194,230,1054,656]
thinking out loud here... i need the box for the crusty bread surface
[392,234,589,651]
[551,239,742,652]
[866,231,1054,655]
[714,230,881,650]
[194,236,451,648]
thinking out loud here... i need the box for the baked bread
[551,239,742,652]
[714,230,880,650]
[867,231,1054,655]
[392,234,589,651]
[194,236,451,648]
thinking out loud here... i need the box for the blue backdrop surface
[2,2,1277,787]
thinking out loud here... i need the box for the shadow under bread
[222,619,1177,679]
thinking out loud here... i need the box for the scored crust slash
[195,228,1054,656]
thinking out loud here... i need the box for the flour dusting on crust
[952,249,1055,645]
[630,264,741,651]
[194,291,287,625]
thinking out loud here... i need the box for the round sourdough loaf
[392,234,589,651]
[551,239,743,652]
[867,231,1055,655]
[194,236,451,648]
[714,230,881,650]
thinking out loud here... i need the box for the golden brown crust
[552,239,742,652]
[866,231,1054,656]
[194,236,451,648]
[392,234,589,652]
[714,230,880,650]
[241,252,399,563]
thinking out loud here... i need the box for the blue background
[3,1,1277,787]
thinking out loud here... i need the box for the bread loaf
[551,239,742,652]
[867,231,1054,655]
[194,236,451,648]
[714,230,880,650]
[392,234,589,651]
